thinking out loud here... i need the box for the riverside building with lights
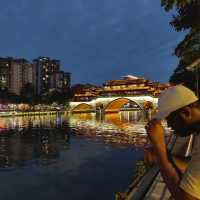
[101,75,169,97]
[72,75,170,101]
[33,57,60,95]
[0,57,11,91]
[0,56,71,96]
[0,57,33,95]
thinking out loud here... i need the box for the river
[0,111,147,200]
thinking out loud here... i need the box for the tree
[161,0,200,91]
[20,83,36,104]
[0,88,20,103]
[71,83,98,94]
[42,88,73,105]
[161,0,198,12]
[0,88,9,102]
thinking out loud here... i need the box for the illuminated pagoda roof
[72,75,170,101]
[123,75,141,79]
[103,75,147,86]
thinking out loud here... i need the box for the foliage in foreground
[161,0,200,91]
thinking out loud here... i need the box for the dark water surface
[0,112,146,200]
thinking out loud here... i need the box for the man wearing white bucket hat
[146,85,200,200]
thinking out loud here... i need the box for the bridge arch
[71,103,94,113]
[104,98,142,113]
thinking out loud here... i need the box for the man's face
[166,113,186,136]
[166,105,200,137]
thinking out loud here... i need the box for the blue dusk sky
[0,0,185,85]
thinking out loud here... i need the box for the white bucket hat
[153,85,199,120]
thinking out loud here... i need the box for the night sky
[0,0,185,85]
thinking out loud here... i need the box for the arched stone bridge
[69,96,158,113]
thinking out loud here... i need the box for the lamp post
[186,58,200,97]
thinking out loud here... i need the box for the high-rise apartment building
[50,71,71,91]
[0,57,12,90]
[10,59,34,95]
[0,56,71,96]
[33,57,60,95]
[0,57,34,95]
[23,62,34,84]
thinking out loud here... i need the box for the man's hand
[146,119,166,152]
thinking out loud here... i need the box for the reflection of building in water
[0,114,71,169]
[69,112,148,146]
[119,111,144,122]
[0,114,69,130]
[104,113,130,129]
[0,112,148,169]
[71,113,95,121]
[0,136,12,168]
[0,128,70,168]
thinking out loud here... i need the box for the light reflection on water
[0,111,146,168]
[0,111,147,200]
[0,111,148,169]
[69,111,148,146]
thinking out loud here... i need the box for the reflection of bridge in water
[69,111,148,146]
[69,96,158,113]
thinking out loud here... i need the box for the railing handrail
[125,135,177,200]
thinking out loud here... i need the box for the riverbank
[0,111,67,117]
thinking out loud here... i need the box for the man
[146,85,200,200]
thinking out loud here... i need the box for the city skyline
[0,55,171,87]
[0,0,185,84]
[0,56,71,96]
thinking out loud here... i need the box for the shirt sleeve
[180,134,200,199]
[180,161,200,199]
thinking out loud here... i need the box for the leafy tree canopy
[161,0,197,11]
[161,0,200,91]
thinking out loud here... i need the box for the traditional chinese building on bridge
[69,76,170,113]
[101,75,169,97]
[72,75,170,102]
[72,84,102,102]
